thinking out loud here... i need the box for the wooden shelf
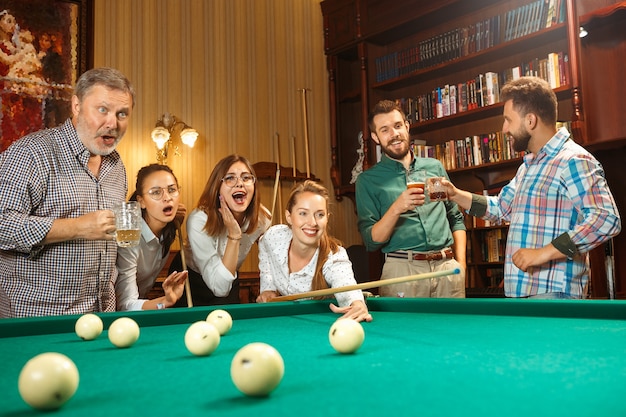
[373,24,567,90]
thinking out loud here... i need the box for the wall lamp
[151,112,199,164]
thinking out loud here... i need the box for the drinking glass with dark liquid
[427,176,448,202]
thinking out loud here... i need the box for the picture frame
[0,0,93,152]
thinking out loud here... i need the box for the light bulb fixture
[151,112,199,164]
[579,26,588,38]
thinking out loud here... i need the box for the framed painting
[0,0,93,152]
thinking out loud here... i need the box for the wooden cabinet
[321,0,626,296]
[238,272,261,304]
[577,2,626,298]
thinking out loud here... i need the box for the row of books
[503,0,566,42]
[478,228,507,263]
[393,51,569,125]
[374,15,501,83]
[412,131,525,172]
[482,268,504,288]
[374,0,567,84]
[502,51,570,89]
[411,120,572,173]
[394,71,500,124]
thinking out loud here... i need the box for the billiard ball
[108,317,140,348]
[18,352,79,410]
[328,319,365,354]
[206,309,233,335]
[184,321,220,356]
[75,313,103,341]
[230,342,284,397]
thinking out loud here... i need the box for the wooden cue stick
[270,133,281,224]
[270,164,281,224]
[291,135,296,179]
[270,268,461,302]
[175,222,193,308]
[299,88,311,179]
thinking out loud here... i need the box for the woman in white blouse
[257,180,372,322]
[172,154,271,306]
[115,164,188,310]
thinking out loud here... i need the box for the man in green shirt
[356,100,466,297]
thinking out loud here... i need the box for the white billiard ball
[230,342,284,397]
[206,309,233,335]
[18,352,79,410]
[184,321,220,356]
[108,317,140,348]
[328,319,365,354]
[75,313,103,341]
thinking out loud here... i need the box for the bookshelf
[321,0,626,296]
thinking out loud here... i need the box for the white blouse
[115,218,168,311]
[185,208,270,297]
[258,224,364,307]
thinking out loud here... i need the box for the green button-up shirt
[356,153,465,253]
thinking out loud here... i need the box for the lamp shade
[180,128,199,147]
[151,126,171,149]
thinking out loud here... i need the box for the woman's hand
[218,195,242,238]
[256,290,280,303]
[329,300,373,322]
[162,270,188,306]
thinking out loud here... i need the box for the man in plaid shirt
[443,76,621,298]
[0,67,136,317]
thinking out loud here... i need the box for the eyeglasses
[221,173,256,188]
[145,185,180,201]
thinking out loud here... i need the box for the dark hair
[367,99,407,133]
[74,67,136,108]
[197,154,268,236]
[130,164,179,258]
[499,76,557,125]
[285,180,342,295]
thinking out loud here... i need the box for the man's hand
[43,210,116,244]
[393,186,426,214]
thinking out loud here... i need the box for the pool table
[1,298,626,416]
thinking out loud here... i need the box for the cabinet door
[579,5,626,145]
[321,0,359,53]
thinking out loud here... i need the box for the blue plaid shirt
[484,128,621,297]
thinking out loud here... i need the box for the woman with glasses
[256,180,372,322]
[172,154,271,306]
[115,164,188,310]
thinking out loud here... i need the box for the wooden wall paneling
[92,0,364,273]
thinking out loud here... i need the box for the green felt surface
[1,298,626,416]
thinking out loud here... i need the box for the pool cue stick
[270,164,280,224]
[174,221,193,308]
[270,132,281,224]
[299,88,311,178]
[270,268,461,302]
[291,135,296,180]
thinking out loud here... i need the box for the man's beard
[75,119,120,156]
[510,127,531,153]
[381,138,410,160]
